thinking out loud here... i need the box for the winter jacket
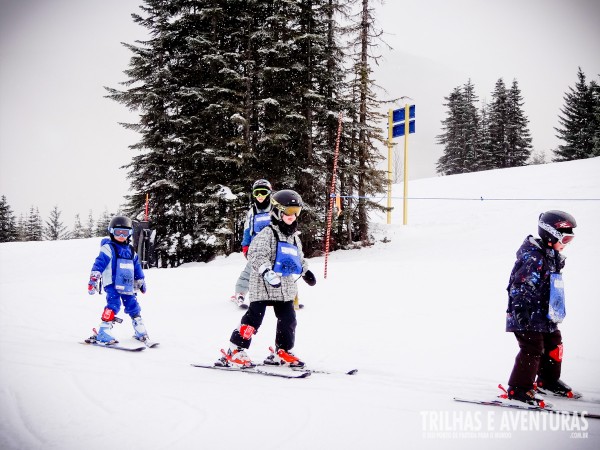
[248,224,308,302]
[91,238,145,289]
[241,204,272,247]
[505,235,566,333]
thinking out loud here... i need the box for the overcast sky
[1,0,599,226]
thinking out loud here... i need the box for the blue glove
[135,279,147,294]
[88,271,101,295]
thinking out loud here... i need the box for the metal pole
[403,104,409,225]
[387,109,393,224]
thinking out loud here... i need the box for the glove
[135,279,147,294]
[242,246,249,259]
[262,269,281,288]
[302,270,316,286]
[88,271,101,295]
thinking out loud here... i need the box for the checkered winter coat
[247,224,308,302]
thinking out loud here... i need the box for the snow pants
[230,300,297,351]
[103,285,141,318]
[234,260,251,295]
[508,330,562,389]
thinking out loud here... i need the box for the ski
[191,364,311,379]
[134,336,160,348]
[80,340,145,352]
[259,363,357,376]
[535,388,600,404]
[453,397,600,420]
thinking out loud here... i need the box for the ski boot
[132,316,149,342]
[263,346,305,368]
[217,346,254,368]
[506,386,546,407]
[94,321,118,345]
[536,378,581,399]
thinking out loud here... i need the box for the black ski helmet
[108,215,133,235]
[538,210,576,245]
[271,189,303,221]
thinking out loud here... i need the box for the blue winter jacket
[241,204,272,247]
[505,235,566,333]
[91,238,145,290]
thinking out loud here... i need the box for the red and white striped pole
[324,112,343,279]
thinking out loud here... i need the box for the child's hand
[135,279,147,294]
[88,271,101,295]
[262,269,281,288]
[302,270,316,286]
[242,246,249,259]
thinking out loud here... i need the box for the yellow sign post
[388,104,415,225]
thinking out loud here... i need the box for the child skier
[87,215,150,344]
[505,210,578,406]
[217,189,317,368]
[230,179,273,308]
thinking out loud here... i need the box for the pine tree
[71,214,86,239]
[554,67,599,161]
[16,214,27,241]
[0,195,18,242]
[436,81,480,175]
[106,0,385,264]
[44,206,70,240]
[505,79,532,166]
[95,209,112,237]
[593,76,600,155]
[488,78,512,168]
[341,0,387,242]
[478,99,494,170]
[26,207,43,241]
[85,211,94,238]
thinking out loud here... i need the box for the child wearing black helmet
[229,179,273,308]
[217,189,317,368]
[504,210,578,406]
[86,215,150,344]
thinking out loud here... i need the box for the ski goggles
[558,232,575,245]
[279,205,302,217]
[539,221,575,245]
[252,188,271,197]
[110,227,132,238]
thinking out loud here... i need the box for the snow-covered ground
[1,158,599,450]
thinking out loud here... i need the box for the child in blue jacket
[230,179,273,308]
[87,215,149,344]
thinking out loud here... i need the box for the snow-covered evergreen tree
[0,196,18,243]
[107,0,380,265]
[85,211,94,239]
[44,206,69,241]
[26,207,43,241]
[436,81,480,175]
[554,67,600,161]
[95,209,111,237]
[71,214,85,239]
[505,79,532,167]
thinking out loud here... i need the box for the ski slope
[1,157,599,449]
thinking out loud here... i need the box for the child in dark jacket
[87,215,149,344]
[505,210,578,406]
